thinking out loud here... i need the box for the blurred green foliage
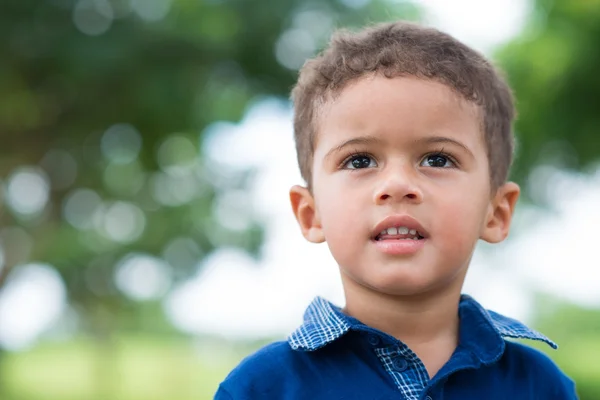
[498,0,600,190]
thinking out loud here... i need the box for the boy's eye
[420,154,455,168]
[344,155,377,169]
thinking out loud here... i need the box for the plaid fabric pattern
[486,308,558,349]
[288,296,351,351]
[288,295,556,399]
[374,345,430,400]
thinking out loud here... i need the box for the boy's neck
[341,276,465,377]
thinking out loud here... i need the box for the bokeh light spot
[274,28,316,70]
[150,172,200,207]
[73,0,114,36]
[157,135,197,176]
[214,190,254,232]
[101,123,142,164]
[131,0,171,22]
[6,167,50,216]
[293,9,333,41]
[0,264,66,350]
[99,201,146,243]
[162,237,202,272]
[115,254,171,301]
[63,188,102,230]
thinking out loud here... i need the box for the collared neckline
[288,295,556,364]
[287,296,351,351]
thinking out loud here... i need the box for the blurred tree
[0,0,420,348]
[498,0,600,193]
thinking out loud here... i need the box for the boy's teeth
[379,226,421,238]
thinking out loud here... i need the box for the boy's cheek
[436,197,489,244]
[317,199,366,244]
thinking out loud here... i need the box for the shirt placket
[371,335,430,400]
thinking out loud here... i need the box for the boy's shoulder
[214,297,361,399]
[446,339,577,399]
[223,340,295,379]
[214,340,304,399]
[501,340,576,392]
[459,297,577,396]
[447,302,577,398]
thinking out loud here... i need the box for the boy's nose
[373,169,423,205]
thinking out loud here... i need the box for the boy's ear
[480,182,520,243]
[289,185,325,243]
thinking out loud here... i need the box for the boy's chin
[359,276,461,298]
[372,285,440,298]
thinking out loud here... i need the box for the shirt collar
[288,295,557,363]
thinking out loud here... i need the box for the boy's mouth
[371,214,429,241]
[374,226,425,241]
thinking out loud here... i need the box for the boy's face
[291,76,519,297]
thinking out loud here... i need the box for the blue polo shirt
[215,295,577,399]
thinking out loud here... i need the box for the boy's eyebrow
[418,136,474,158]
[324,136,382,161]
[324,135,475,161]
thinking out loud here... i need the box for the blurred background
[1,0,599,399]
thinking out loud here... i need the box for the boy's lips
[370,214,429,240]
[370,214,428,255]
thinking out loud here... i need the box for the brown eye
[420,154,454,168]
[344,155,377,169]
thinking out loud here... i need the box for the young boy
[215,21,577,399]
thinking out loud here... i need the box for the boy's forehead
[313,75,484,151]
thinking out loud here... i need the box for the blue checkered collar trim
[287,296,351,351]
[287,295,557,359]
